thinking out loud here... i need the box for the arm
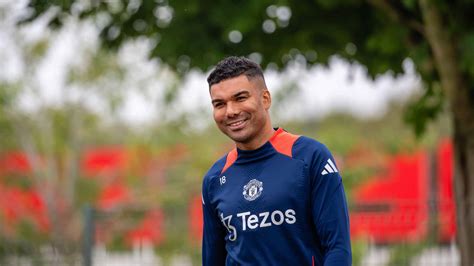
[202,177,227,266]
[311,148,352,266]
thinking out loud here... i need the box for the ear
[262,90,271,110]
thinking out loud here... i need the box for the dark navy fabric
[202,129,351,266]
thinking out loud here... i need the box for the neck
[236,122,275,151]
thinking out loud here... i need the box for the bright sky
[0,0,422,129]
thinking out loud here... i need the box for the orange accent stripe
[312,255,315,266]
[221,148,237,174]
[269,128,299,157]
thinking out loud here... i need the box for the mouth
[226,119,248,131]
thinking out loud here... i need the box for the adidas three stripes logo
[321,158,338,176]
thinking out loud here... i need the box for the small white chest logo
[243,179,263,201]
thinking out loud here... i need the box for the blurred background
[1,0,472,265]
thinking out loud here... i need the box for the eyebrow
[211,90,250,104]
[233,90,250,98]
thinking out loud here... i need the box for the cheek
[252,102,265,115]
[213,109,224,123]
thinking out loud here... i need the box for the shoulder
[293,136,341,180]
[203,153,227,185]
[293,135,333,160]
[202,148,238,191]
[271,128,333,161]
[202,150,236,205]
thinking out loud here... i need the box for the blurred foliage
[388,241,430,266]
[25,0,474,134]
[75,178,101,207]
[351,239,368,266]
[404,82,445,137]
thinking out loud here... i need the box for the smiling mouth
[227,119,248,130]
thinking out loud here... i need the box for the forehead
[210,75,261,99]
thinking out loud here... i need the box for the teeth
[230,120,244,126]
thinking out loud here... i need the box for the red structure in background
[0,147,164,247]
[82,147,128,178]
[0,185,49,234]
[437,139,456,241]
[0,152,32,174]
[188,140,457,244]
[189,195,204,244]
[125,209,164,246]
[0,152,49,234]
[350,152,429,242]
[350,139,456,243]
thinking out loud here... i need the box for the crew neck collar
[235,128,283,161]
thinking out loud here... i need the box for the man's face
[210,75,271,148]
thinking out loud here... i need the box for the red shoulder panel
[269,128,299,157]
[221,148,237,174]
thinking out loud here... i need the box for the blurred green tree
[1,8,139,254]
[26,0,474,264]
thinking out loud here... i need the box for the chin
[226,130,251,144]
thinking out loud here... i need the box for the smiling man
[202,56,352,265]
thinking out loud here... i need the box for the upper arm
[301,141,352,265]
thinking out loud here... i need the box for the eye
[213,102,224,108]
[236,96,247,101]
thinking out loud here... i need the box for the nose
[226,102,239,118]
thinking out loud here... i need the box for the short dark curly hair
[207,56,265,88]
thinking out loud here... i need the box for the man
[202,56,351,265]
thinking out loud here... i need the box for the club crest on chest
[243,179,263,201]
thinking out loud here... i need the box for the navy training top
[202,128,351,265]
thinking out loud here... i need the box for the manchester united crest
[243,179,263,201]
